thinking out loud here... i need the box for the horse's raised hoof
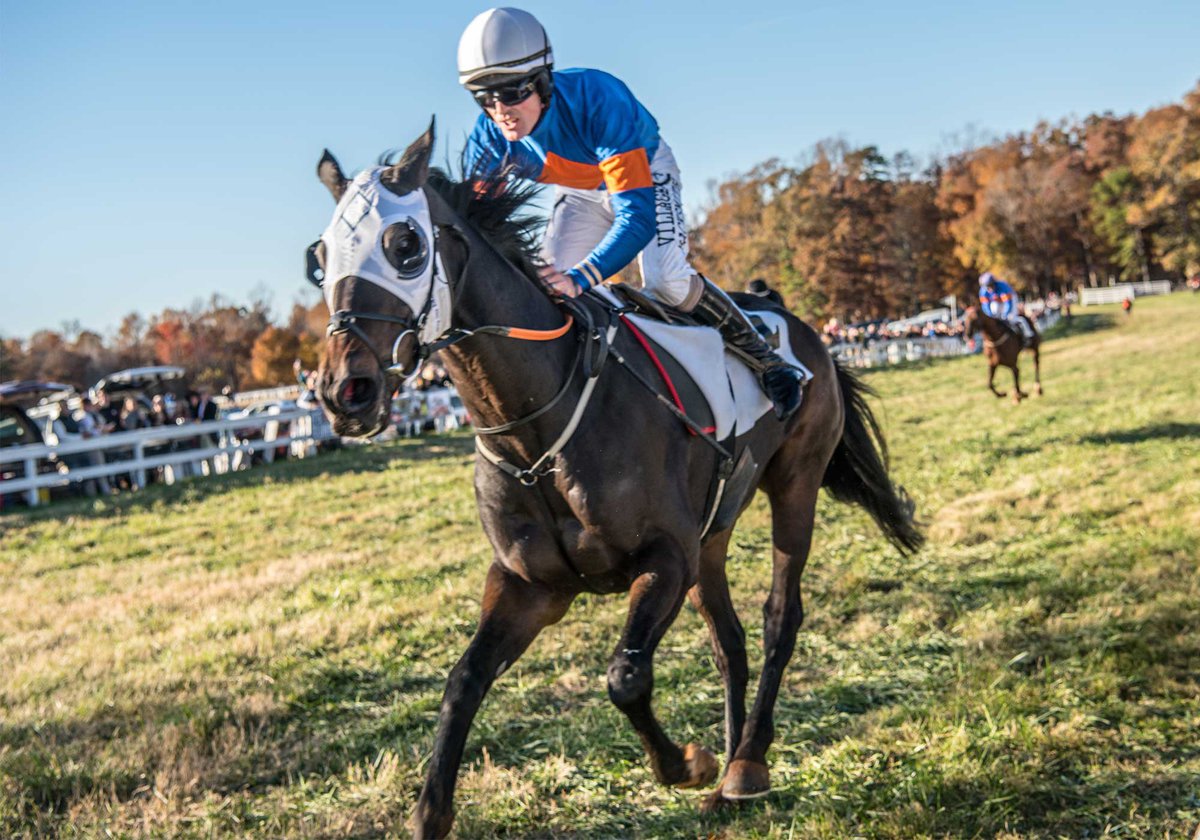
[720,759,771,800]
[676,743,719,788]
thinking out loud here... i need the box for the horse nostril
[337,377,377,411]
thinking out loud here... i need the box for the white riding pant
[542,140,702,310]
[1008,314,1033,339]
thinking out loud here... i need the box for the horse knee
[607,652,653,710]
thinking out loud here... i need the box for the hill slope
[2,294,1198,839]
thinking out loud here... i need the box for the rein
[984,329,1011,349]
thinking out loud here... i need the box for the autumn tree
[249,325,301,387]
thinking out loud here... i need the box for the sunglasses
[472,77,538,109]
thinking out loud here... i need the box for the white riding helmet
[457,7,553,90]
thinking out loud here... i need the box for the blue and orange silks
[464,68,660,290]
[980,279,1018,320]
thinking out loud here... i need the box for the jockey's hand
[538,265,582,298]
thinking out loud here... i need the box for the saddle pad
[595,287,811,439]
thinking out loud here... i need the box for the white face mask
[320,167,451,344]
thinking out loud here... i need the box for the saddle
[568,284,813,539]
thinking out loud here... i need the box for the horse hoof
[721,759,771,800]
[412,805,454,840]
[677,743,719,788]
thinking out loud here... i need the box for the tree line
[2,295,328,394]
[692,81,1199,323]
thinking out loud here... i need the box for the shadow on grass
[1042,312,1114,339]
[1079,422,1200,446]
[3,433,478,526]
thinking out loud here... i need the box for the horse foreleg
[608,539,718,790]
[414,563,573,840]
[687,530,748,768]
[988,362,1006,398]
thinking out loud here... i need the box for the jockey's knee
[644,273,703,311]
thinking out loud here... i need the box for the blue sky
[2,0,1197,337]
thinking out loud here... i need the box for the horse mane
[378,151,544,283]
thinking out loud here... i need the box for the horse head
[962,305,979,336]
[309,121,452,437]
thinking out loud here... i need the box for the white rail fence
[1079,280,1172,306]
[831,309,1062,369]
[2,409,335,508]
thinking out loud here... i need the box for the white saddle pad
[596,287,812,439]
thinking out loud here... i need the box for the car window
[0,407,42,448]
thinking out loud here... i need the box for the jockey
[978,272,1033,340]
[457,7,803,420]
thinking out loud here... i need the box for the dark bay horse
[311,124,923,839]
[963,305,1043,403]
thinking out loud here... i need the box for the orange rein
[501,315,574,342]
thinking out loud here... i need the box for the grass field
[2,294,1198,839]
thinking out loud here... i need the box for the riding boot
[690,277,804,420]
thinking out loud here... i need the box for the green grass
[2,294,1199,839]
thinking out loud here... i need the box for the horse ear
[318,149,348,202]
[381,117,435,195]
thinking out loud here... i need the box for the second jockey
[457,7,803,420]
[979,272,1033,341]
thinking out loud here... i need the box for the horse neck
[439,227,578,443]
[977,312,1008,341]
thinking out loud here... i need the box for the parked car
[90,366,187,400]
[0,399,63,510]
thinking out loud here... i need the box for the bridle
[311,213,575,379]
[313,188,619,486]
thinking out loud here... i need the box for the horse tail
[821,362,925,554]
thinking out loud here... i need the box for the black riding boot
[691,277,804,420]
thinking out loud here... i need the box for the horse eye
[383,220,429,278]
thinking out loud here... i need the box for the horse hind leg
[1032,345,1043,396]
[704,470,821,812]
[607,538,718,790]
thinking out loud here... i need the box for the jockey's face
[485,92,543,141]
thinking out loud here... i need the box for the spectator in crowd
[91,391,119,434]
[73,396,112,496]
[47,402,80,446]
[191,388,218,423]
[187,388,218,475]
[148,395,170,427]
[119,396,151,431]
